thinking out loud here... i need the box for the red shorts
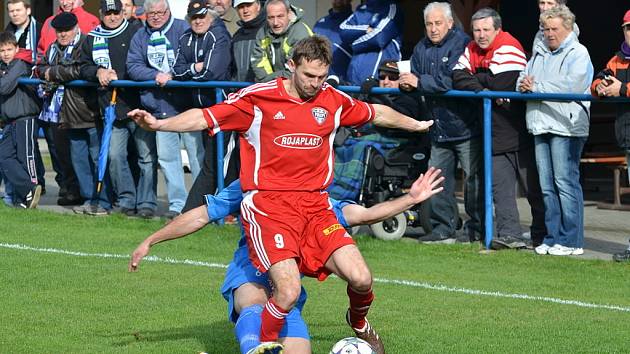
[240,190,354,281]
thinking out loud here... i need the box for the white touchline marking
[0,242,228,269]
[2,242,629,313]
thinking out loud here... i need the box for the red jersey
[203,77,375,192]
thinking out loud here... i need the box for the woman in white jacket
[516,5,593,256]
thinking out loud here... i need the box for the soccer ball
[329,337,376,354]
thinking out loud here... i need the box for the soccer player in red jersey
[129,35,433,354]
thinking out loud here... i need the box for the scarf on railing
[89,20,129,69]
[147,16,175,73]
[621,41,630,60]
[38,31,81,123]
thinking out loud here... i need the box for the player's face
[0,43,18,64]
[7,2,30,28]
[472,17,499,50]
[290,58,329,100]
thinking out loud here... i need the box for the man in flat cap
[37,11,111,215]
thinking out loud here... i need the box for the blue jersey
[206,179,352,333]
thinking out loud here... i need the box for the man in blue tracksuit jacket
[172,2,232,108]
[398,2,483,243]
[339,0,403,86]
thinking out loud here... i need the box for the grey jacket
[517,32,593,137]
[0,59,40,121]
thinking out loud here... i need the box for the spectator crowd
[1,0,630,260]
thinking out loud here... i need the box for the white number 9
[274,233,285,249]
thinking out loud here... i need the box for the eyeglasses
[146,9,169,18]
[379,73,399,81]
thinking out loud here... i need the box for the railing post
[483,97,493,249]
[216,89,225,225]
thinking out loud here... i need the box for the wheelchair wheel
[370,213,407,240]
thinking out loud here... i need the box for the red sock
[260,298,289,342]
[347,285,374,330]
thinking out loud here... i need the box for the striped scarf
[13,16,38,64]
[147,16,175,73]
[89,20,129,69]
[38,31,81,123]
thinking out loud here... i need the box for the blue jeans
[156,131,204,213]
[534,134,586,248]
[68,127,111,209]
[109,119,157,211]
[428,137,484,236]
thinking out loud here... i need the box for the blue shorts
[221,244,309,339]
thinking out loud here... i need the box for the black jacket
[79,20,142,119]
[37,34,99,129]
[0,59,41,121]
[231,11,266,82]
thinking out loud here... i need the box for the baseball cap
[100,0,123,13]
[234,0,256,7]
[377,60,399,74]
[187,0,210,17]
[51,12,78,30]
[623,10,630,27]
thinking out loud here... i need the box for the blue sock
[235,304,263,354]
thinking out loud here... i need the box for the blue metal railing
[19,77,627,249]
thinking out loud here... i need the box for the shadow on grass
[109,320,239,352]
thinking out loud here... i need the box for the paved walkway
[2,140,630,261]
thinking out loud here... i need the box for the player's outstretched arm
[128,205,210,272]
[342,167,444,226]
[127,108,209,132]
[371,103,434,133]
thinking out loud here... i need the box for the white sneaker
[548,244,584,256]
[535,243,552,255]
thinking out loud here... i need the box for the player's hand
[129,241,151,272]
[408,167,444,203]
[398,72,418,91]
[128,109,161,131]
[415,119,434,132]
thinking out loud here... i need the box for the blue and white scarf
[147,16,175,73]
[13,16,38,64]
[38,31,81,123]
[89,20,129,69]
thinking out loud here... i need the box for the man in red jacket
[36,0,99,61]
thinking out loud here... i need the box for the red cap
[623,10,630,27]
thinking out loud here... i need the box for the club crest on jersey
[311,107,328,125]
[273,133,323,149]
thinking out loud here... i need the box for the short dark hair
[291,35,332,66]
[471,7,502,30]
[7,0,31,8]
[0,31,18,47]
